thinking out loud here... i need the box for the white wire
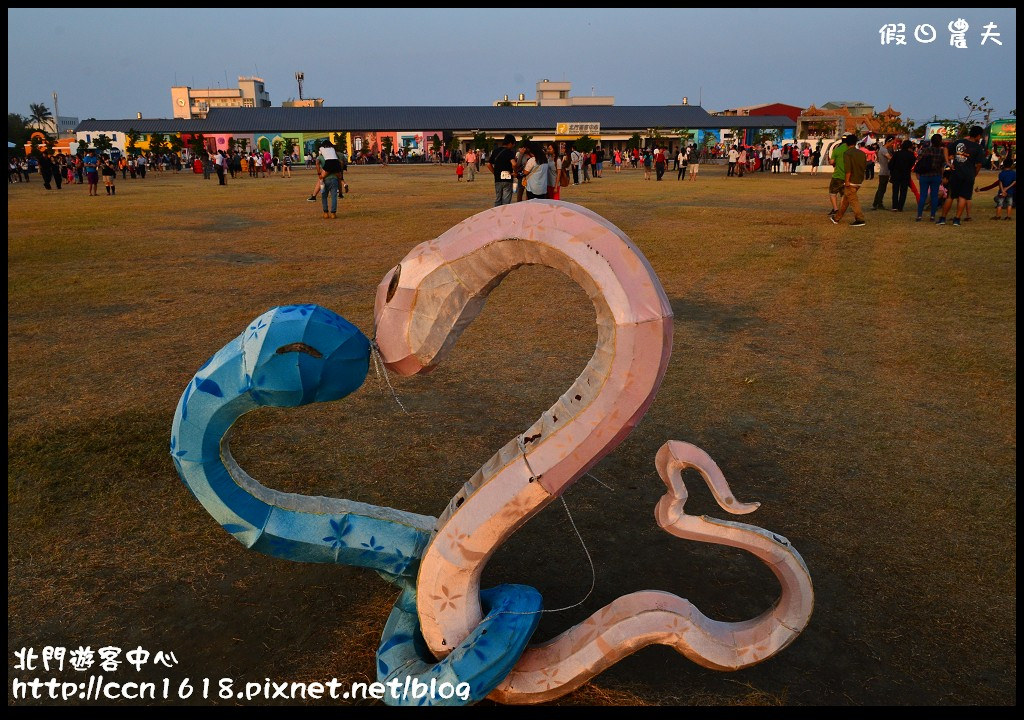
[370,342,409,414]
[493,439,597,617]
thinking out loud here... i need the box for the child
[101,159,117,195]
[977,160,1016,220]
[306,177,323,202]
[995,160,1015,220]
[456,161,464,181]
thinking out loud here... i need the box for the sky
[7,8,1017,126]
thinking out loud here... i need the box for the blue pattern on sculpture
[376,584,542,705]
[170,304,542,704]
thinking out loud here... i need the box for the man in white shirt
[727,146,739,176]
[871,136,895,210]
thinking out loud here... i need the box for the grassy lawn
[8,161,1016,705]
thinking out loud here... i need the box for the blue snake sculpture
[170,304,540,705]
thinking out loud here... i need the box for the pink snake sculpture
[373,200,813,703]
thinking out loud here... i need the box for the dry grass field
[8,160,1016,705]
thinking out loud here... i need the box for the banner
[556,122,600,136]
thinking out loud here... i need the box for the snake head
[373,241,479,376]
[242,305,370,407]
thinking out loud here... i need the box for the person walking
[315,141,345,219]
[889,140,916,212]
[464,149,477,182]
[677,147,687,180]
[486,134,517,206]
[654,146,666,180]
[827,136,851,217]
[83,149,100,196]
[38,150,56,190]
[871,136,895,210]
[545,143,560,200]
[520,142,548,200]
[101,158,117,195]
[643,148,653,180]
[727,145,739,176]
[214,150,227,185]
[936,126,986,226]
[830,134,867,226]
[914,134,948,221]
[559,146,572,194]
[688,145,700,181]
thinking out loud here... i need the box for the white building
[40,115,79,139]
[494,80,614,107]
[171,76,271,119]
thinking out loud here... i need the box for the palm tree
[29,103,53,132]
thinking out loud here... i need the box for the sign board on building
[988,120,1016,143]
[924,122,959,139]
[556,122,600,136]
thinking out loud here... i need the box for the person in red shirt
[654,146,667,180]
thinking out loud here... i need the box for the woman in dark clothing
[914,134,949,221]
[889,140,917,212]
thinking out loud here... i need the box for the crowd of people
[7,148,200,189]
[197,149,302,184]
[723,142,819,176]
[12,130,1014,225]
[827,126,1014,227]
[478,136,703,206]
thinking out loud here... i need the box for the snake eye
[275,343,323,358]
[386,264,401,303]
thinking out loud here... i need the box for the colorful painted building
[74,105,796,159]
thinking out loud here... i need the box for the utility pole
[52,91,60,139]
